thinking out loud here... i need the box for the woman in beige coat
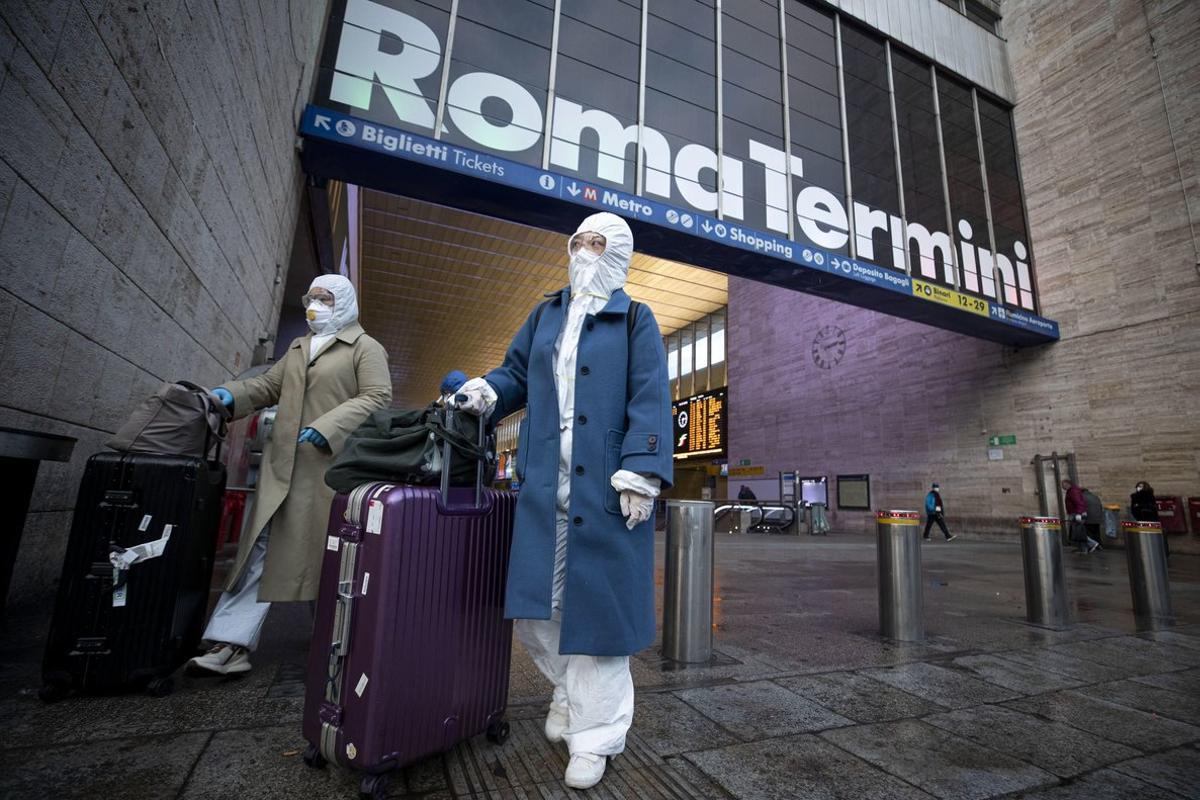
[189,274,391,676]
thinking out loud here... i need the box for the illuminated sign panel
[304,0,1058,345]
[673,389,727,459]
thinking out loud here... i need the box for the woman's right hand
[453,378,497,417]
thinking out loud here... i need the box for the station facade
[0,0,1197,607]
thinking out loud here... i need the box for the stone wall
[728,0,1200,550]
[0,1,329,606]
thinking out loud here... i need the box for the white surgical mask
[569,248,604,294]
[306,301,333,333]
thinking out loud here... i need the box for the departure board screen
[673,388,728,458]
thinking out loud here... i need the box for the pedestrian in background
[1131,480,1168,559]
[923,482,957,542]
[1063,479,1100,554]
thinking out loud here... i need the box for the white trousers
[203,527,271,651]
[515,612,634,757]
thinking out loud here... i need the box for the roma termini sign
[301,0,1059,345]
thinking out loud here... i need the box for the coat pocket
[515,417,529,482]
[604,429,625,515]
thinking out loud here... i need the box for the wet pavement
[1,532,1198,799]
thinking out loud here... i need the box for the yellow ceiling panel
[358,190,727,407]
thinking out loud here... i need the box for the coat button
[648,442,657,452]
[575,465,584,475]
[573,516,583,526]
[648,435,658,445]
[580,366,590,375]
[577,415,587,425]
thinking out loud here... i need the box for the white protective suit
[202,275,360,650]
[515,212,659,758]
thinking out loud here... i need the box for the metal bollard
[1018,516,1070,629]
[1122,521,1173,628]
[663,500,715,663]
[875,510,924,641]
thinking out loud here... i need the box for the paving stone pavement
[1,533,1198,799]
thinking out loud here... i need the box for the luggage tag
[112,567,128,608]
[366,499,384,534]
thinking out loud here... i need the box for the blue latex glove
[298,427,329,449]
[213,387,233,408]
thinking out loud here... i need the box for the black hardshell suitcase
[40,451,226,700]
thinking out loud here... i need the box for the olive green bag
[324,404,491,493]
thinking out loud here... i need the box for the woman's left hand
[619,490,653,530]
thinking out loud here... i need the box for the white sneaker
[564,753,607,790]
[187,643,251,675]
[545,703,569,743]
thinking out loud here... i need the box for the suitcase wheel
[486,719,510,745]
[302,742,326,770]
[146,676,174,698]
[358,773,390,800]
[38,683,70,704]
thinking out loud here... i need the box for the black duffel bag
[324,404,491,493]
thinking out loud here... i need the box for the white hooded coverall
[512,213,660,758]
[203,274,361,650]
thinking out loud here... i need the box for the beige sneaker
[187,643,251,676]
[545,702,569,743]
[564,753,606,790]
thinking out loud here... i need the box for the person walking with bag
[456,212,672,790]
[1063,479,1100,554]
[188,275,391,676]
[923,482,957,542]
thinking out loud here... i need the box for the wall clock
[811,325,847,369]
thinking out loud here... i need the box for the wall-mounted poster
[837,474,871,510]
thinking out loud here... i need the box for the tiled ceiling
[358,190,728,408]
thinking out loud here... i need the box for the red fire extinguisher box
[1187,497,1200,534]
[1156,497,1186,534]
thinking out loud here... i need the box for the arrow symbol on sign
[566,182,581,197]
[701,220,712,233]
[315,115,331,131]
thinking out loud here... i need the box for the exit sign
[738,458,752,466]
[988,435,1017,446]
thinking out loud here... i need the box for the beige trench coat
[223,322,391,601]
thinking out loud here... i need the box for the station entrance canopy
[299,0,1059,346]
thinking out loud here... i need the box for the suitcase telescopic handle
[438,403,491,515]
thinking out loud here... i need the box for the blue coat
[486,288,674,655]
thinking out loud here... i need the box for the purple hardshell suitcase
[301,410,515,799]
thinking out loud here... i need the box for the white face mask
[306,301,333,333]
[568,248,604,294]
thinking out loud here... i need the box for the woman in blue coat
[457,212,673,789]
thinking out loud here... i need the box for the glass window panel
[680,342,693,376]
[649,0,717,41]
[442,7,552,166]
[783,2,844,254]
[892,49,952,283]
[668,347,679,380]
[560,0,642,45]
[841,25,901,269]
[319,1,451,133]
[695,334,709,371]
[457,0,554,48]
[557,16,640,82]
[978,94,1035,309]
[722,14,780,69]
[711,327,726,364]
[937,72,993,300]
[964,0,999,34]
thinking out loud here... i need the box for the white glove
[453,377,497,417]
[611,469,659,530]
[619,490,654,530]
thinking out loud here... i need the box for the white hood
[308,273,359,335]
[568,212,633,301]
